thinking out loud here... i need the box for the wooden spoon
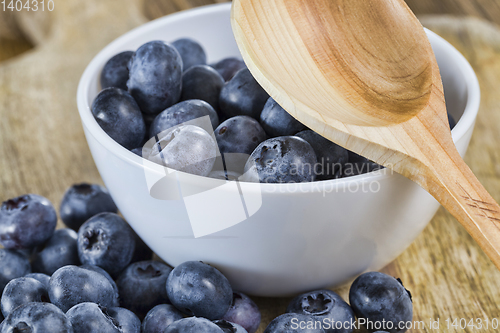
[231,0,500,269]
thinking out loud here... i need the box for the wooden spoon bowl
[232,0,500,269]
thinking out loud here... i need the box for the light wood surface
[0,1,500,332]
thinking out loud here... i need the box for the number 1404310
[2,0,54,11]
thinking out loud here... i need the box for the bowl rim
[76,2,480,192]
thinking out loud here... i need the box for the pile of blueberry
[93,37,458,183]
[0,185,413,332]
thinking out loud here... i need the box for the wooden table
[0,1,499,332]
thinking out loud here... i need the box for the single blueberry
[60,183,118,231]
[264,313,325,333]
[286,289,355,333]
[222,292,261,333]
[295,130,349,180]
[77,212,136,277]
[214,320,248,333]
[181,65,225,111]
[215,116,267,156]
[166,261,233,320]
[91,87,146,150]
[219,68,269,119]
[349,272,413,333]
[1,277,49,317]
[448,112,456,130]
[0,194,57,250]
[66,303,120,333]
[211,58,247,82]
[342,151,383,178]
[164,317,223,333]
[0,249,31,293]
[260,98,306,137]
[116,260,172,318]
[25,273,50,289]
[80,264,119,305]
[149,99,219,139]
[0,302,72,333]
[142,304,184,333]
[49,265,118,312]
[31,228,80,275]
[100,51,134,91]
[128,41,183,115]
[106,307,141,333]
[243,136,317,183]
[171,38,207,71]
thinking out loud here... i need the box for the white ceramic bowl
[77,3,480,296]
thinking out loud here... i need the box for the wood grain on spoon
[232,0,500,269]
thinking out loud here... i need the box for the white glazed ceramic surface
[77,3,480,296]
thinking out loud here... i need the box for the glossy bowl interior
[77,3,480,296]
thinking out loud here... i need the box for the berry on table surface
[91,87,146,150]
[349,272,413,333]
[0,302,72,333]
[1,277,49,318]
[149,99,219,139]
[146,125,217,177]
[171,38,207,71]
[48,265,118,312]
[128,41,183,115]
[211,57,247,82]
[181,65,225,111]
[264,313,325,333]
[260,97,306,137]
[0,194,57,250]
[166,261,233,320]
[219,68,269,120]
[0,249,31,293]
[214,319,248,333]
[100,51,134,91]
[141,304,184,333]
[116,260,172,318]
[164,317,224,333]
[31,228,80,275]
[60,183,117,231]
[286,289,355,333]
[77,212,136,277]
[243,136,317,183]
[222,292,261,333]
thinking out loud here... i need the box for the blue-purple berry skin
[149,99,219,138]
[219,68,269,120]
[286,289,355,333]
[1,277,49,317]
[264,313,326,333]
[295,130,349,180]
[100,51,134,91]
[0,194,57,250]
[32,228,80,275]
[130,232,153,263]
[0,249,31,293]
[260,98,306,137]
[107,307,141,333]
[222,292,261,333]
[66,302,120,333]
[91,87,146,149]
[80,265,119,304]
[49,265,118,312]
[77,212,136,277]
[171,38,207,71]
[349,272,413,333]
[165,317,224,333]
[211,58,247,82]
[128,41,183,115]
[166,261,233,320]
[182,65,225,111]
[25,273,50,289]
[244,136,317,183]
[1,302,73,333]
[214,320,248,333]
[60,183,117,232]
[142,304,184,333]
[215,116,267,156]
[116,260,172,318]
